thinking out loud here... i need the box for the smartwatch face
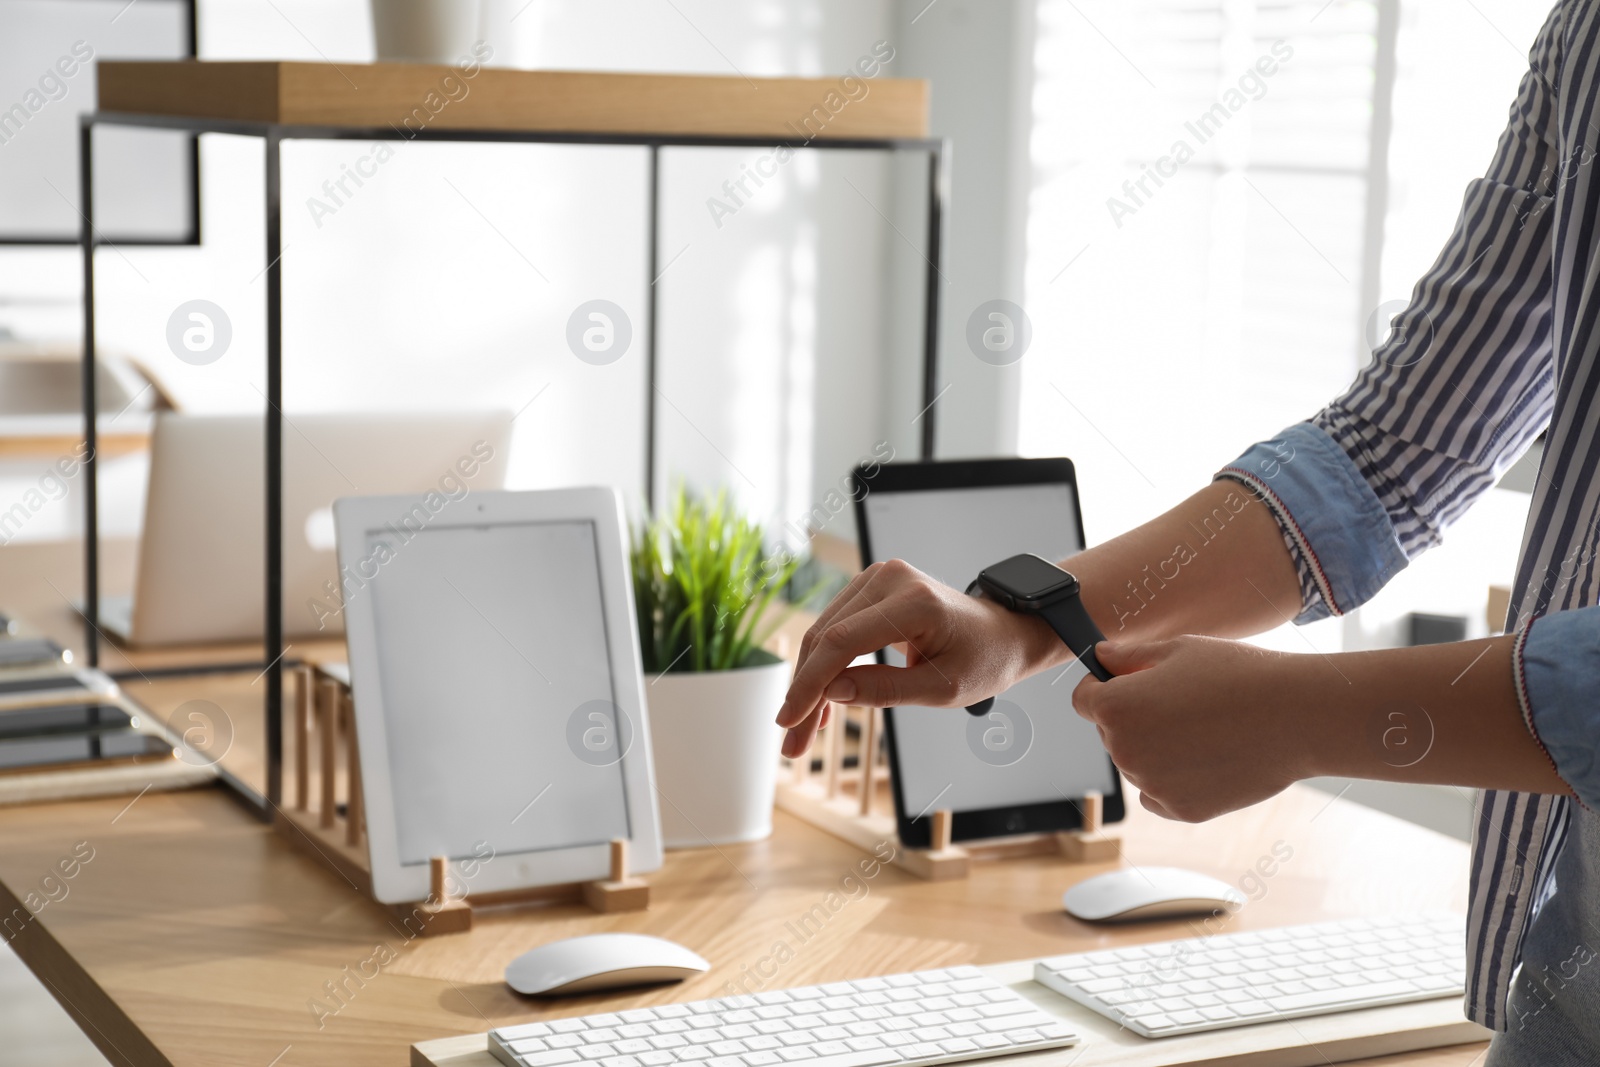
[984,553,1077,601]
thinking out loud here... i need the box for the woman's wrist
[1252,649,1352,782]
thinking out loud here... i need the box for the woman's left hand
[1073,636,1314,822]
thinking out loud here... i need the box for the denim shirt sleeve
[1214,422,1409,625]
[1514,610,1600,809]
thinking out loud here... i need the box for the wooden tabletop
[0,773,1489,1067]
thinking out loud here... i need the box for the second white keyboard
[489,967,1078,1067]
[1034,913,1466,1038]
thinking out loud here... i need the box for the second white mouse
[505,933,710,996]
[1062,866,1246,922]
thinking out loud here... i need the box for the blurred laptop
[97,410,512,646]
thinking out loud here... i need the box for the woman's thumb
[1094,639,1160,673]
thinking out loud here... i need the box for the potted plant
[633,488,802,848]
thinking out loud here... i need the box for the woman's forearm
[1068,480,1303,643]
[1288,636,1568,795]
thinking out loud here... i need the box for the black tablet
[852,458,1125,848]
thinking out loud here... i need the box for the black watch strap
[964,585,1112,716]
[1040,595,1112,682]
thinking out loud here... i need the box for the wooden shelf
[96,62,930,139]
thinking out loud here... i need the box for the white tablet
[335,487,662,904]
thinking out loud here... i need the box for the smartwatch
[964,552,1111,716]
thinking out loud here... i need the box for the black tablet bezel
[850,456,1126,849]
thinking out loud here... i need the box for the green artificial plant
[632,487,803,673]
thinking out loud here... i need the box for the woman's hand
[775,559,1064,758]
[1074,636,1311,822]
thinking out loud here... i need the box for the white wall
[882,0,1036,462]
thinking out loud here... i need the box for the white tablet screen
[364,519,630,865]
[861,483,1116,816]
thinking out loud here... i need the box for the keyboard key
[522,1053,580,1067]
[1270,981,1417,1012]
[500,1023,555,1041]
[976,1001,1031,1019]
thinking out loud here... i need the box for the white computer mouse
[505,933,710,996]
[1062,866,1246,922]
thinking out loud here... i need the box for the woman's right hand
[774,559,1065,758]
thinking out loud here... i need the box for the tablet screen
[364,519,631,865]
[861,483,1116,818]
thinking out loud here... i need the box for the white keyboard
[1034,914,1466,1038]
[488,967,1078,1067]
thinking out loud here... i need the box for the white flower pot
[370,0,482,64]
[646,656,789,849]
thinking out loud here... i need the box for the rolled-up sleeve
[1217,423,1409,624]
[1213,6,1560,625]
[1515,611,1600,808]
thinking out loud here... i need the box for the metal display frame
[78,111,948,816]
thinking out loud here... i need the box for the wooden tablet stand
[271,664,649,936]
[773,703,1121,881]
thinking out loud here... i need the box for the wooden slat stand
[273,664,649,935]
[423,856,473,935]
[580,839,649,913]
[775,704,1120,881]
[1055,790,1121,862]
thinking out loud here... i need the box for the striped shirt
[1219,0,1600,1031]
